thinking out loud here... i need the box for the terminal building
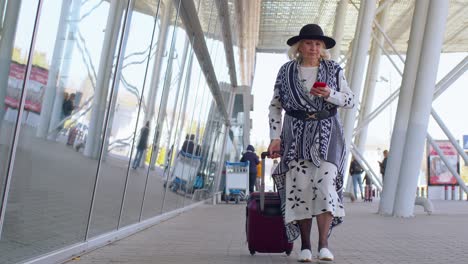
[0,0,467,263]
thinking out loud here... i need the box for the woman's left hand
[310,86,331,99]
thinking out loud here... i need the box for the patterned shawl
[272,59,347,242]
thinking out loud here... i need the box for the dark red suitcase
[245,152,293,256]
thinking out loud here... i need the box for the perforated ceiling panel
[257,0,468,54]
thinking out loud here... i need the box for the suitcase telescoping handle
[259,151,270,212]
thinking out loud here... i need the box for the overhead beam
[234,0,245,85]
[175,0,229,125]
[214,0,237,87]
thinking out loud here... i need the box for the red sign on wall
[4,61,49,113]
[427,140,459,185]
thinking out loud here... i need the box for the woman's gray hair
[287,40,331,61]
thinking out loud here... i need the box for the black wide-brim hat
[287,24,336,49]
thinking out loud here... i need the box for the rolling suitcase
[246,152,293,256]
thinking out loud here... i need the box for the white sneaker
[318,248,334,261]
[298,249,312,262]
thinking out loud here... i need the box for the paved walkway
[66,199,468,264]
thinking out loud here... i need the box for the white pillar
[149,29,177,169]
[341,0,376,190]
[330,0,348,61]
[378,0,429,216]
[0,1,6,31]
[144,4,171,125]
[47,0,81,139]
[158,39,190,168]
[393,0,449,217]
[84,0,124,158]
[36,0,72,138]
[243,87,251,148]
[102,2,134,157]
[356,5,389,152]
[215,86,235,193]
[0,0,22,122]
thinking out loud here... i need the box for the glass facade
[0,0,237,263]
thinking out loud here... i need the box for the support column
[243,87,251,148]
[378,0,429,216]
[330,0,348,61]
[149,25,178,169]
[103,3,134,157]
[0,0,22,123]
[356,5,389,152]
[47,0,81,139]
[393,0,449,217]
[84,0,125,158]
[341,0,376,190]
[159,39,190,168]
[36,0,72,138]
[0,0,7,32]
[144,3,171,125]
[215,86,235,193]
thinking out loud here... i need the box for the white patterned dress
[269,65,352,224]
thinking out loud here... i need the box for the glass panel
[0,0,127,262]
[87,0,159,238]
[0,0,35,212]
[161,47,206,212]
[141,27,193,219]
[119,0,180,227]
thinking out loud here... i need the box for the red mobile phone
[313,82,326,88]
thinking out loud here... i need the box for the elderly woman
[268,24,355,262]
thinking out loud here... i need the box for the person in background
[62,93,75,119]
[267,24,355,262]
[379,149,388,180]
[362,173,374,201]
[132,121,150,169]
[182,134,200,156]
[59,92,74,131]
[240,145,259,193]
[349,157,365,200]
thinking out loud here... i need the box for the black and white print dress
[269,62,354,229]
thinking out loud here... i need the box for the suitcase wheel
[285,249,291,256]
[249,249,255,255]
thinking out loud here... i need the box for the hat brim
[287,35,336,49]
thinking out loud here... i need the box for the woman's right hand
[268,139,281,159]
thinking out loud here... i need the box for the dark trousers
[249,172,257,193]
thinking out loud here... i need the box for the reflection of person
[62,93,75,118]
[132,121,150,169]
[267,24,355,262]
[240,145,259,193]
[182,134,200,156]
[59,92,74,131]
[378,150,388,180]
[349,157,364,200]
[362,173,373,201]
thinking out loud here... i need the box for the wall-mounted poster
[463,135,468,150]
[427,140,459,185]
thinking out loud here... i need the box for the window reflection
[0,0,232,262]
